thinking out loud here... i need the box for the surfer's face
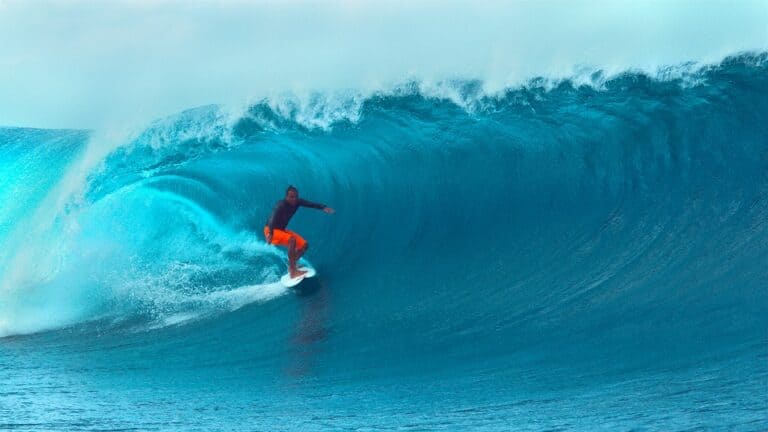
[286,190,298,205]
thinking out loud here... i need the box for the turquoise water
[1,53,767,430]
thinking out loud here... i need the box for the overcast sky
[1,0,766,129]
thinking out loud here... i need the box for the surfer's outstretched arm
[298,198,335,213]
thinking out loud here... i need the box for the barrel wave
[1,54,767,430]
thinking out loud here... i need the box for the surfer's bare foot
[289,268,307,278]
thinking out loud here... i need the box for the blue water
[1,53,767,430]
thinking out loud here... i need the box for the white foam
[203,281,288,311]
[0,128,135,339]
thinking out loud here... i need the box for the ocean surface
[1,53,767,431]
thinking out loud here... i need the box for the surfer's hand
[265,233,272,244]
[323,207,335,214]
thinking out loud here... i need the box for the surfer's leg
[296,243,308,260]
[284,230,308,271]
[270,228,306,277]
[288,237,297,271]
[288,237,307,278]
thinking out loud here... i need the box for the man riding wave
[264,185,335,278]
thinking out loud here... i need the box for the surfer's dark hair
[286,185,298,195]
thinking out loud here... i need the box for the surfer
[265,185,335,278]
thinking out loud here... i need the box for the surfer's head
[285,185,299,205]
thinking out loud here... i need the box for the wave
[0,52,766,355]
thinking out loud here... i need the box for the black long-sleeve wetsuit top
[265,198,326,235]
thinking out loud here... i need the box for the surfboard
[280,266,316,287]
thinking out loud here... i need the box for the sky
[0,0,766,129]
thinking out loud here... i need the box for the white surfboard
[280,266,316,288]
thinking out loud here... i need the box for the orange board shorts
[264,226,307,250]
